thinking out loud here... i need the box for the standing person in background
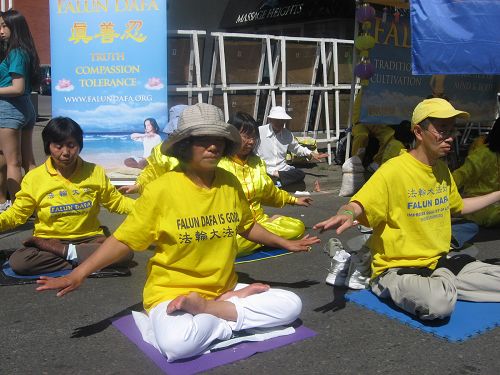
[0,9,40,207]
[0,153,8,212]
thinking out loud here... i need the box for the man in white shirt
[256,106,328,187]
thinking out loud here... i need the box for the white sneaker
[0,200,11,212]
[345,247,371,289]
[325,248,351,286]
[357,224,373,234]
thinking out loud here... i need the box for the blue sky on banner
[359,10,498,124]
[49,0,167,133]
[411,0,500,75]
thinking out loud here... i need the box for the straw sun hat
[161,103,241,156]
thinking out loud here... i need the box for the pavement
[1,98,500,374]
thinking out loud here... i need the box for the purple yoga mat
[112,314,316,375]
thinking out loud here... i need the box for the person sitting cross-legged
[37,103,320,362]
[314,98,500,320]
[219,112,312,256]
[452,117,500,228]
[119,111,312,257]
[256,106,328,188]
[1,117,134,275]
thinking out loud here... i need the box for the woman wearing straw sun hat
[37,103,320,361]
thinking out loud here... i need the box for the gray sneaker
[345,246,371,289]
[324,238,344,258]
[325,247,351,286]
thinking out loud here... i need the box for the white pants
[133,283,302,361]
[371,261,500,320]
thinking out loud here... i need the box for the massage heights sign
[235,3,303,24]
[220,0,354,28]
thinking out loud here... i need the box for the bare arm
[118,184,140,194]
[0,75,26,96]
[309,151,329,162]
[295,197,312,207]
[313,201,364,234]
[240,222,320,252]
[461,191,500,215]
[130,133,145,141]
[36,236,131,296]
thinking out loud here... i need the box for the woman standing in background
[0,9,40,209]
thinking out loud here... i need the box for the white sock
[66,244,77,261]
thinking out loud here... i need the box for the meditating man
[256,106,327,188]
[314,98,500,320]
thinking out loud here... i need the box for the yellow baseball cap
[411,98,469,129]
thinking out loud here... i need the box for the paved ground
[1,98,499,374]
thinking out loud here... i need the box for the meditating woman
[1,117,134,275]
[218,112,311,255]
[37,103,319,362]
[120,112,311,256]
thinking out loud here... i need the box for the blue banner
[411,0,500,75]
[50,0,167,175]
[359,10,498,124]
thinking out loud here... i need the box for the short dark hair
[144,117,160,133]
[229,112,260,149]
[229,112,259,137]
[169,136,230,163]
[42,117,84,155]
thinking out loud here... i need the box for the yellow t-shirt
[452,145,499,197]
[0,157,134,238]
[381,139,406,165]
[136,143,179,193]
[218,155,296,222]
[114,167,255,312]
[352,152,463,278]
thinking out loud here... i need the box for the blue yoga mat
[346,289,500,342]
[2,261,71,279]
[0,260,130,286]
[235,248,291,264]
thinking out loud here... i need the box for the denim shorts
[0,95,36,130]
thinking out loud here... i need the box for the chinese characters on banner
[50,0,167,177]
[359,11,498,125]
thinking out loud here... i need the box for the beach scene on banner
[49,1,168,179]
